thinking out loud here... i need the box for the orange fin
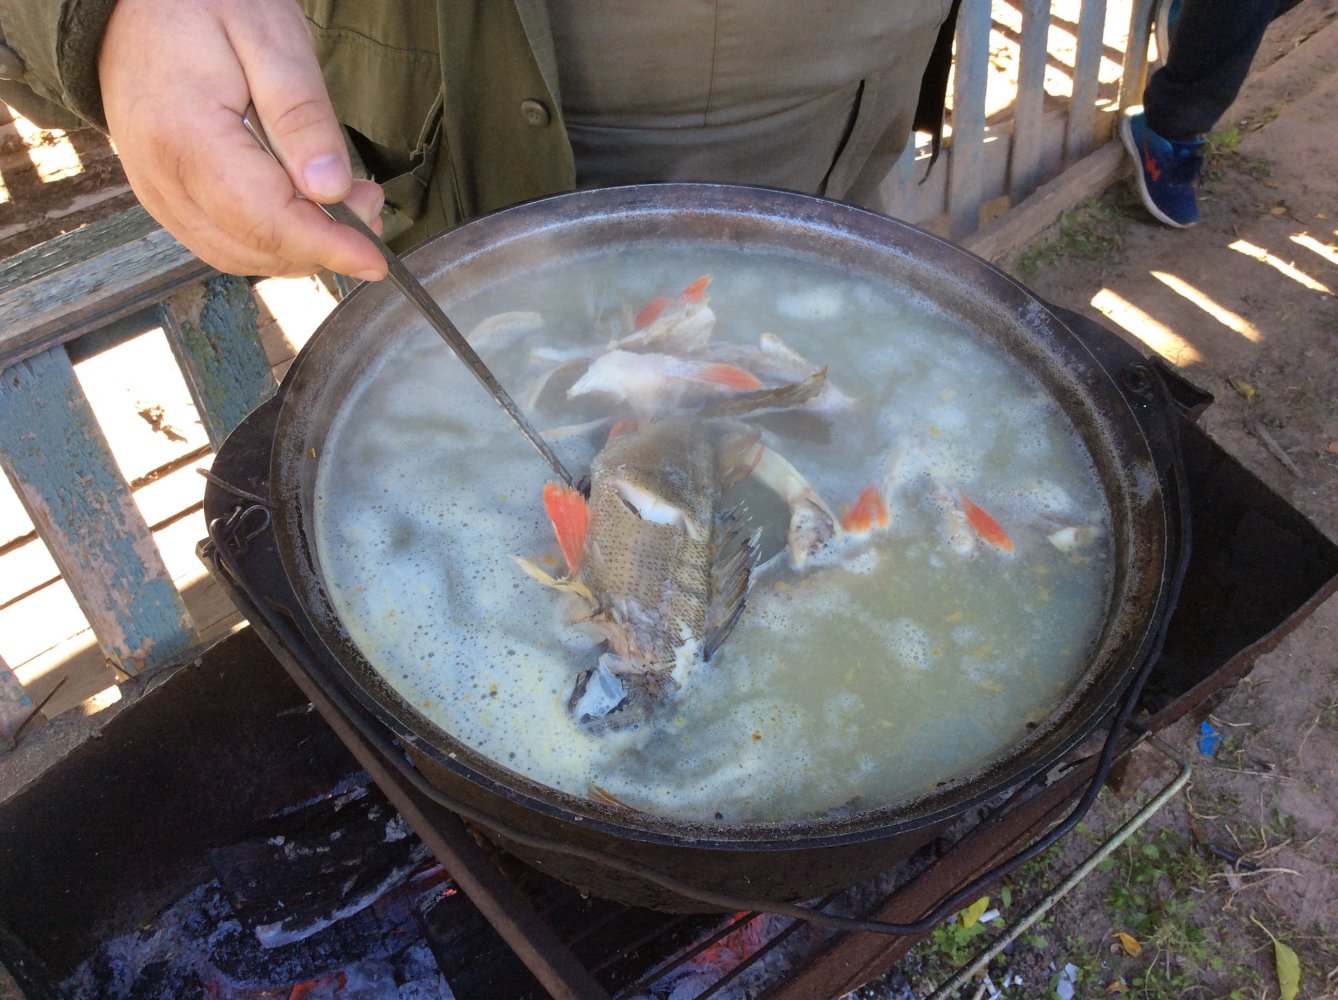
[676,274,711,303]
[679,361,763,390]
[841,486,890,535]
[634,296,669,330]
[606,417,643,442]
[960,494,1013,552]
[543,481,590,574]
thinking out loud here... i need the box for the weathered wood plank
[882,139,929,221]
[160,275,275,450]
[947,0,994,237]
[0,346,200,675]
[1066,0,1111,161]
[1118,0,1156,111]
[892,110,1071,231]
[0,205,212,370]
[964,140,1128,265]
[1008,0,1052,204]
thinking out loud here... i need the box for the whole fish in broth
[520,416,766,728]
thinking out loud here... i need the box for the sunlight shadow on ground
[1230,239,1332,294]
[1290,231,1338,269]
[11,116,82,184]
[1149,271,1264,343]
[1089,287,1204,365]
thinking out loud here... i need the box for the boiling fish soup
[312,248,1114,825]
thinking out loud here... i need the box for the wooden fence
[886,0,1153,235]
[0,0,1154,729]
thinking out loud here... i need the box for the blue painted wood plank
[159,274,275,451]
[1066,0,1111,161]
[0,346,200,674]
[1,653,34,746]
[948,0,993,238]
[1008,0,1052,203]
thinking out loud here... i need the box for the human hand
[98,0,388,280]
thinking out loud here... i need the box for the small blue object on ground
[1120,109,1206,228]
[1197,720,1222,756]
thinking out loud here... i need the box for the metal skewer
[240,103,575,488]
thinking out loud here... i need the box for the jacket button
[520,99,551,128]
[0,44,25,81]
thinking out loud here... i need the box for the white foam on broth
[312,246,1114,824]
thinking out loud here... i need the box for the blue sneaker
[1120,109,1204,228]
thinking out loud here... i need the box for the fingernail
[303,154,349,200]
[350,267,385,282]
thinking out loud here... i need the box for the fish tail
[699,366,827,417]
[542,481,590,574]
[841,485,890,536]
[960,493,1014,552]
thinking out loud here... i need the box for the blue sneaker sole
[1120,113,1194,229]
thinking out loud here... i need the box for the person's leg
[1144,0,1279,140]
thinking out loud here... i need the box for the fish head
[590,418,718,540]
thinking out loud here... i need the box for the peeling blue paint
[0,346,199,673]
[161,274,274,450]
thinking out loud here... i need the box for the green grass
[1012,198,1125,280]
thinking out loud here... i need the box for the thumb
[234,14,351,202]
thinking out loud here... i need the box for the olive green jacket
[0,1,955,248]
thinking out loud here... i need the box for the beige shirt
[547,0,953,210]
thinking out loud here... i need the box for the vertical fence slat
[948,0,994,238]
[159,273,274,451]
[1118,0,1156,111]
[1008,0,1052,203]
[1066,0,1111,160]
[1,653,34,747]
[0,347,200,676]
[881,139,923,220]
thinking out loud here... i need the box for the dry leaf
[1326,440,1338,455]
[1106,980,1129,993]
[1270,203,1288,215]
[958,896,990,928]
[1227,376,1259,401]
[1114,931,1142,957]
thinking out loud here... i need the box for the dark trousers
[1144,0,1305,140]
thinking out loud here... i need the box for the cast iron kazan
[267,184,1179,911]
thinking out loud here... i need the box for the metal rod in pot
[240,103,575,488]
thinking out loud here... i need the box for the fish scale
[583,418,722,666]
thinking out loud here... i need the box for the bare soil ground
[881,9,1338,1000]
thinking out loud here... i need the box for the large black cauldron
[263,184,1182,910]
